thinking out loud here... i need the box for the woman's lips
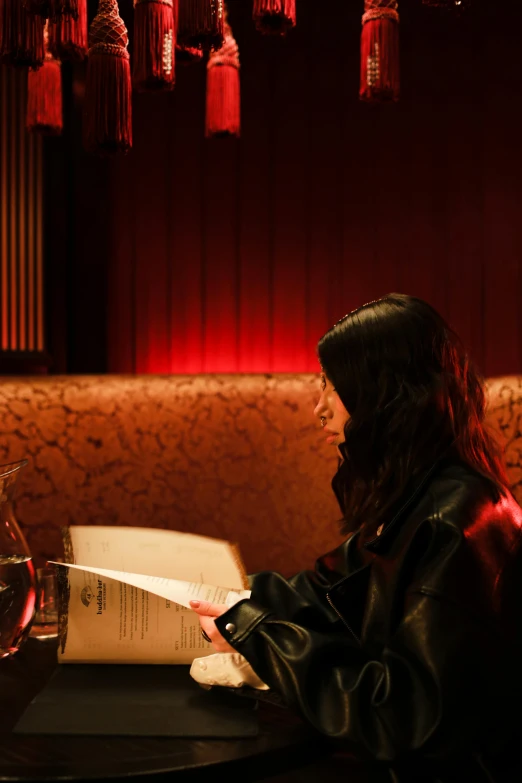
[323,427,338,444]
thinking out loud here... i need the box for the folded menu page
[51,525,250,665]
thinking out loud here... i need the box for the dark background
[44,0,522,376]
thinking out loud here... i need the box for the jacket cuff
[214,599,273,647]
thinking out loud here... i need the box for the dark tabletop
[0,639,332,783]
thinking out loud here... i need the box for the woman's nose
[313,399,326,419]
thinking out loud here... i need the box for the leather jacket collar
[362,458,444,552]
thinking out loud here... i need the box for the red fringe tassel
[206,64,240,138]
[48,0,87,61]
[177,0,224,51]
[133,0,175,92]
[359,2,399,103]
[172,0,202,64]
[27,42,62,134]
[205,19,240,138]
[175,42,203,64]
[83,0,132,156]
[0,0,45,68]
[252,0,296,36]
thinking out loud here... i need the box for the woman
[190,294,522,782]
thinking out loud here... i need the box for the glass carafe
[0,460,37,658]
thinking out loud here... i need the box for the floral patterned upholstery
[0,375,343,575]
[1,374,520,576]
[485,376,522,501]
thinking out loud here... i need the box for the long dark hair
[317,294,508,535]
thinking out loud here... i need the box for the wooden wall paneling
[0,66,44,368]
[1,66,9,351]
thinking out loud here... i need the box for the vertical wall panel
[202,138,241,373]
[1,67,8,351]
[133,92,171,374]
[304,3,344,369]
[269,28,309,372]
[28,121,35,353]
[9,68,17,351]
[167,63,206,374]
[35,137,43,352]
[0,65,44,358]
[237,20,273,372]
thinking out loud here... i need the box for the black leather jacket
[215,459,522,782]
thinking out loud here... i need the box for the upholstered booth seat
[484,376,522,500]
[1,374,521,575]
[0,375,342,575]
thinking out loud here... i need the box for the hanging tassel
[175,42,203,63]
[177,0,224,51]
[205,16,239,138]
[172,0,202,63]
[0,0,45,68]
[27,22,62,135]
[83,0,132,156]
[48,0,87,61]
[252,0,296,36]
[359,0,399,103]
[133,0,175,92]
[24,0,79,20]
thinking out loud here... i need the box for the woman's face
[314,372,350,448]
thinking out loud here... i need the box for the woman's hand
[189,600,236,653]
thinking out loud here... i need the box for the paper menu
[54,526,250,665]
[63,525,248,589]
[50,561,251,610]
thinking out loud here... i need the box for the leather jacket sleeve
[247,536,354,631]
[214,584,512,762]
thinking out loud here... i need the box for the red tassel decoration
[24,0,79,20]
[359,0,399,103]
[27,23,62,135]
[83,0,132,156]
[175,42,203,63]
[48,0,87,61]
[0,0,45,67]
[205,17,239,138]
[133,0,175,92]
[177,0,224,51]
[172,0,202,64]
[252,0,296,36]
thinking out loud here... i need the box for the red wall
[101,0,522,376]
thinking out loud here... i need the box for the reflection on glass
[29,566,59,640]
[0,460,37,658]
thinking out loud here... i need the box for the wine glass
[0,460,37,658]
